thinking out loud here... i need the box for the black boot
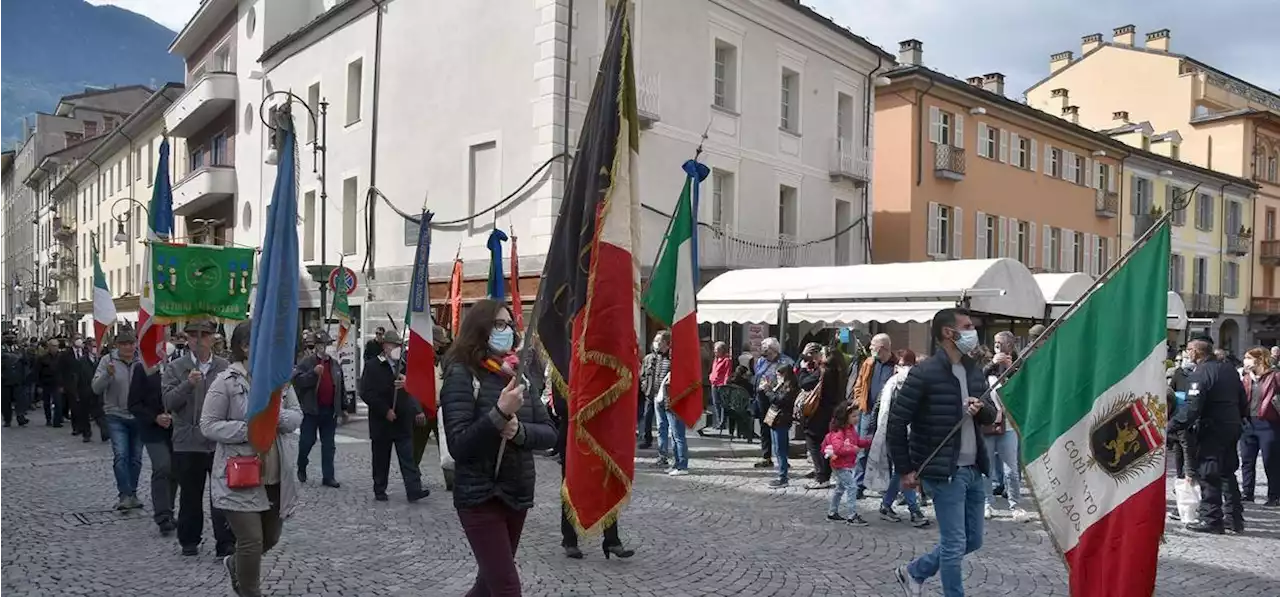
[1186,520,1224,534]
[603,544,635,559]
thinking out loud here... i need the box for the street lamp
[261,89,330,324]
[110,197,151,296]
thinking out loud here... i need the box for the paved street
[2,421,1278,596]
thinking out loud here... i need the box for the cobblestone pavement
[3,422,1278,596]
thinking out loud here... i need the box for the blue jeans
[984,431,1021,509]
[663,409,689,470]
[105,415,144,498]
[881,469,922,513]
[656,403,672,458]
[710,387,725,429]
[907,466,985,597]
[771,427,790,482]
[828,468,858,515]
[298,405,338,482]
[852,413,874,489]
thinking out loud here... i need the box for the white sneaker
[984,505,994,520]
[668,468,689,476]
[1010,508,1030,523]
[895,565,923,596]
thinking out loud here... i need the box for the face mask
[490,327,515,354]
[165,342,176,356]
[1244,357,1256,370]
[388,347,402,361]
[325,345,338,358]
[73,339,83,349]
[952,329,980,354]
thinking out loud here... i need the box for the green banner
[152,243,255,321]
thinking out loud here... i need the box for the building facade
[167,0,891,347]
[1025,25,1280,347]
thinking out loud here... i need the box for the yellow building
[1025,25,1278,351]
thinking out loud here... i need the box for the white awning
[697,302,778,325]
[1167,291,1188,331]
[1035,272,1095,319]
[696,258,1045,324]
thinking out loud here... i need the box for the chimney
[898,39,923,66]
[981,72,1005,96]
[1113,110,1130,123]
[1051,88,1070,110]
[1113,24,1136,46]
[1062,105,1080,124]
[966,76,984,87]
[1146,29,1171,52]
[1081,33,1103,54]
[1050,50,1074,74]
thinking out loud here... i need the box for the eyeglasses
[493,320,512,331]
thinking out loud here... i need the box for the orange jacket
[852,357,874,413]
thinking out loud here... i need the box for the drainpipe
[861,54,884,264]
[562,0,575,190]
[913,76,937,188]
[364,0,386,282]
[1115,156,1126,254]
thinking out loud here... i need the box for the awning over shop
[1035,273,1094,319]
[696,258,1045,324]
[1167,291,1188,331]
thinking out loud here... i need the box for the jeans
[759,416,773,460]
[710,387,725,429]
[457,498,528,597]
[771,427,790,482]
[174,451,235,551]
[105,415,143,498]
[637,396,656,444]
[371,434,422,496]
[42,384,63,425]
[656,403,671,458]
[984,430,1021,509]
[298,406,338,482]
[852,413,874,489]
[881,470,922,513]
[828,468,858,516]
[906,466,986,597]
[142,438,177,524]
[662,409,689,469]
[1239,419,1280,501]
[224,484,283,597]
[804,428,832,483]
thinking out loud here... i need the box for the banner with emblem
[1000,220,1170,597]
[150,243,255,321]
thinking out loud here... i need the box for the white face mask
[325,345,339,358]
[165,342,176,356]
[388,347,402,362]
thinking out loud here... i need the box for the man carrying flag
[533,0,641,541]
[404,211,440,480]
[137,138,175,372]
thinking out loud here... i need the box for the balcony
[933,145,965,181]
[1261,240,1280,265]
[1227,232,1252,256]
[172,165,236,214]
[1251,296,1280,316]
[699,227,833,269]
[1094,190,1118,218]
[829,138,870,185]
[636,70,660,128]
[164,72,237,137]
[1182,292,1224,316]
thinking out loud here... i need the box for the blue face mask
[489,327,515,354]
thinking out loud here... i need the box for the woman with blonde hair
[1240,347,1280,506]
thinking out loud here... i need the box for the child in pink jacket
[822,401,873,525]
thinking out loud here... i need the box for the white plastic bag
[1175,477,1200,524]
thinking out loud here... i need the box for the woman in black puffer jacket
[440,299,558,596]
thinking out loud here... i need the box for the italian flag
[91,241,115,341]
[641,160,708,429]
[1001,220,1170,597]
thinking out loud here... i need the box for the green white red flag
[91,239,115,341]
[1000,220,1170,597]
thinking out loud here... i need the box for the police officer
[1169,338,1249,534]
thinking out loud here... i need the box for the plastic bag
[1175,477,1200,524]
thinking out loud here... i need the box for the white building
[167,0,891,343]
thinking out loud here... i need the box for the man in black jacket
[890,308,996,597]
[1169,338,1248,534]
[359,331,429,502]
[293,330,344,487]
[2,333,28,427]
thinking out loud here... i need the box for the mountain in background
[1,0,185,149]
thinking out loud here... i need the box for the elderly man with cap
[293,329,344,488]
[92,329,145,511]
[163,318,235,557]
[359,329,430,502]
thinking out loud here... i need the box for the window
[84,121,98,137]
[1224,261,1239,298]
[212,45,231,72]
[1131,177,1151,216]
[1093,235,1108,275]
[303,190,316,261]
[190,147,205,171]
[307,83,321,143]
[1048,147,1062,178]
[780,68,799,133]
[1073,231,1085,271]
[1169,253,1185,292]
[1168,187,1187,226]
[1096,162,1111,191]
[836,92,854,149]
[778,185,798,237]
[978,124,998,159]
[1269,155,1278,182]
[135,149,143,180]
[345,58,364,125]
[927,202,960,259]
[978,213,997,258]
[935,110,953,145]
[1267,208,1276,240]
[211,134,228,166]
[1195,192,1213,231]
[1048,227,1062,271]
[1071,154,1085,185]
[1226,200,1243,235]
[712,41,737,111]
[937,204,951,257]
[342,176,358,254]
[1193,257,1208,294]
[710,169,735,231]
[1014,135,1031,169]
[103,116,116,130]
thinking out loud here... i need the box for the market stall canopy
[696,258,1045,324]
[1167,291,1188,331]
[1035,272,1095,319]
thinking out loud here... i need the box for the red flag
[510,234,524,331]
[448,255,463,334]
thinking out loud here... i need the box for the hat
[313,330,334,345]
[1028,324,1047,339]
[115,330,137,344]
[380,330,404,345]
[184,319,217,334]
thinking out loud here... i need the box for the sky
[94,0,1280,97]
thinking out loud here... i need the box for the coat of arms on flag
[1087,392,1166,480]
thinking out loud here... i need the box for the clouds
[86,0,201,31]
[807,0,1280,97]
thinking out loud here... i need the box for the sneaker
[984,504,994,520]
[653,457,671,469]
[223,555,243,596]
[753,459,774,469]
[768,478,788,488]
[845,513,869,527]
[909,511,931,528]
[128,495,144,510]
[804,481,832,490]
[668,468,688,476]
[827,512,846,522]
[114,497,130,511]
[879,507,902,523]
[895,565,924,596]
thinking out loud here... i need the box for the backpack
[792,372,823,419]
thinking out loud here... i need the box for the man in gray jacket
[163,318,235,557]
[91,330,144,511]
[292,329,344,487]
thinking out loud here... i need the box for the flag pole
[639,122,710,299]
[911,184,1195,475]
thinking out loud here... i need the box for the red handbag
[225,455,261,489]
